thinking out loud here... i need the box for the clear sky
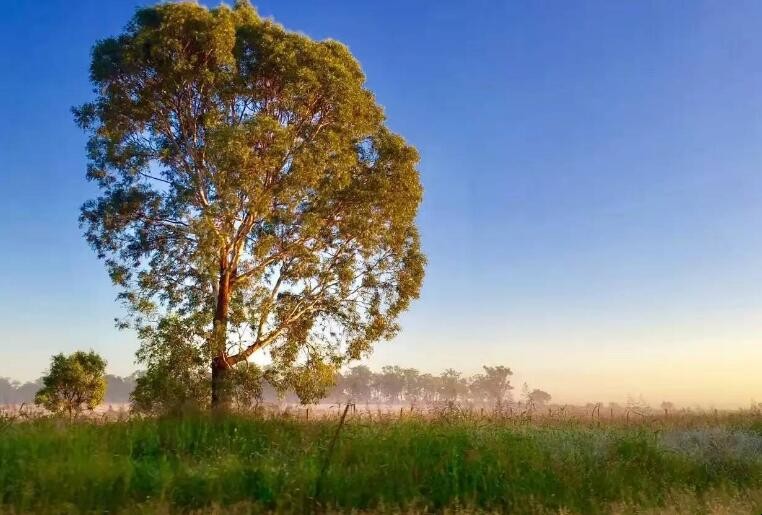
[2,0,762,408]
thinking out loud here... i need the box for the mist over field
[3,364,757,413]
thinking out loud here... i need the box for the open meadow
[2,408,762,514]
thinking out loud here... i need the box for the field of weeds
[1,409,762,514]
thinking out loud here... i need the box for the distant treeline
[2,365,550,408]
[0,375,139,405]
[314,365,541,407]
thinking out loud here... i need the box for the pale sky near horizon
[2,1,762,408]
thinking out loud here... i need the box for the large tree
[75,1,425,409]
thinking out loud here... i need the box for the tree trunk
[211,356,232,412]
[211,267,232,412]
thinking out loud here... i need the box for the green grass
[1,413,762,513]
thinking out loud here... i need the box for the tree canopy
[34,351,107,418]
[75,0,425,407]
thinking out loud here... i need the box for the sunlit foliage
[74,1,425,407]
[33,351,107,418]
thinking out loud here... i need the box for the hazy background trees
[2,360,700,418]
[0,377,40,405]
[2,363,535,411]
[470,366,513,407]
[104,374,138,404]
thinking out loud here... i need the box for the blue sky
[2,1,762,406]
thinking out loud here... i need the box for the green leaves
[77,0,425,405]
[34,351,107,417]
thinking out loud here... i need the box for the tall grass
[1,413,761,513]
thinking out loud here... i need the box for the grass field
[1,410,762,514]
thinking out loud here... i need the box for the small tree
[34,351,107,419]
